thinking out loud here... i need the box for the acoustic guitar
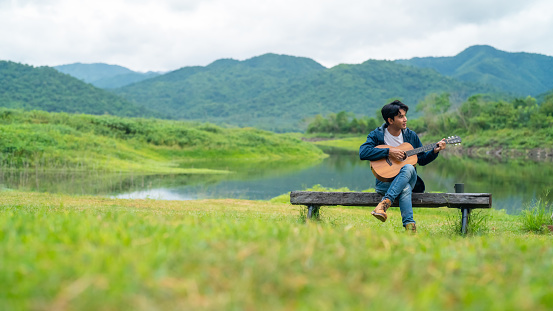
[370,136,462,182]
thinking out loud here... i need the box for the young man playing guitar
[359,100,446,232]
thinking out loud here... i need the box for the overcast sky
[1,0,552,72]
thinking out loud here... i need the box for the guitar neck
[405,142,438,157]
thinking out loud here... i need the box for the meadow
[0,109,325,173]
[1,190,552,311]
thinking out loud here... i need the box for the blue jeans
[375,164,417,226]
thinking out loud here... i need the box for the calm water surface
[2,151,552,214]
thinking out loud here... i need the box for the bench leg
[307,205,320,220]
[456,183,471,235]
[461,208,471,235]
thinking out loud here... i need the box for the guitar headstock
[445,135,462,145]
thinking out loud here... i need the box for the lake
[2,150,552,214]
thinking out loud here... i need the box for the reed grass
[520,198,553,233]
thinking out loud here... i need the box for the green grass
[1,190,552,310]
[0,109,326,173]
[311,136,366,152]
[520,199,553,233]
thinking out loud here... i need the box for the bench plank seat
[290,186,491,235]
[290,191,492,209]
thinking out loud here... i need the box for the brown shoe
[405,223,417,234]
[371,198,391,222]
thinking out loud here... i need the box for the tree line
[415,92,553,134]
[306,92,553,136]
[305,111,381,134]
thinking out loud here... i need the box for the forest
[306,92,553,149]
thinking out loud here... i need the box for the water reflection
[422,153,553,214]
[0,169,225,196]
[1,150,552,214]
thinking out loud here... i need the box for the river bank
[307,135,553,162]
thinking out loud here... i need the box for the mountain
[54,63,161,88]
[0,61,157,117]
[113,53,498,131]
[395,45,553,96]
[8,46,546,132]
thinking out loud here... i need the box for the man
[359,100,446,232]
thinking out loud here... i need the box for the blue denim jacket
[359,123,439,192]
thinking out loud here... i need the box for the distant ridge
[113,53,497,131]
[395,45,553,95]
[55,63,161,89]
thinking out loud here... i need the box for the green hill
[247,60,497,125]
[0,61,157,117]
[114,54,497,131]
[115,54,326,109]
[54,63,161,88]
[396,45,553,96]
[0,109,324,172]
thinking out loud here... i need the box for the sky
[1,0,552,72]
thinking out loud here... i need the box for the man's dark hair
[381,100,409,125]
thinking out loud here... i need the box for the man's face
[388,109,407,130]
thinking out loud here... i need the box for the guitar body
[370,142,418,182]
[368,136,461,182]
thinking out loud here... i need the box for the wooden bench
[290,184,491,234]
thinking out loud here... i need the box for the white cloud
[0,0,552,72]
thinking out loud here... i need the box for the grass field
[1,190,552,310]
[0,109,326,173]
[311,136,366,152]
